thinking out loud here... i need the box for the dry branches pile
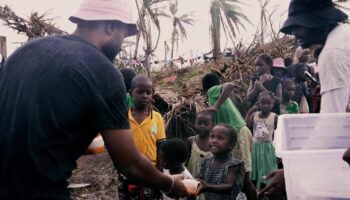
[0,5,66,40]
[164,95,207,140]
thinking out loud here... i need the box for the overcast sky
[1,0,349,60]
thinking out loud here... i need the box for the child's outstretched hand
[196,179,208,195]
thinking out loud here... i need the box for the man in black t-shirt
[0,0,188,199]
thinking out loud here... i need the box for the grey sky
[0,0,349,60]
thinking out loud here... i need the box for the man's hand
[166,175,190,198]
[343,147,350,167]
[196,179,208,195]
[258,169,285,197]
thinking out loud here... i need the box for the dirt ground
[68,150,119,200]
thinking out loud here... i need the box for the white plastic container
[274,113,350,200]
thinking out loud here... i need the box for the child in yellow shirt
[119,75,166,200]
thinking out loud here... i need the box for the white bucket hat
[69,0,138,36]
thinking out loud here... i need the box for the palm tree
[258,0,270,45]
[134,0,169,77]
[210,0,251,59]
[168,0,195,66]
[164,40,170,61]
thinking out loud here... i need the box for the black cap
[281,0,348,34]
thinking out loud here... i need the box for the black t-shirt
[0,35,130,199]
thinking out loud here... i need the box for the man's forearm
[120,154,172,192]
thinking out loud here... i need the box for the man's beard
[101,43,121,62]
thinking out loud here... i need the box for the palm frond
[210,0,251,57]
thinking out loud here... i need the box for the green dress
[207,85,253,173]
[251,112,277,184]
[280,101,299,114]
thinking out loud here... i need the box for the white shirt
[162,167,195,200]
[318,23,350,94]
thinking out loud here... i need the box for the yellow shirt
[129,108,166,165]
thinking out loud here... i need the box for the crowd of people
[0,0,350,200]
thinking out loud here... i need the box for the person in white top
[280,0,350,113]
[160,138,197,200]
[259,0,350,198]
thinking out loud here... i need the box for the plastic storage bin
[274,113,350,200]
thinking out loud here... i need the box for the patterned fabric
[251,112,277,184]
[280,101,299,114]
[230,126,253,172]
[253,112,276,143]
[129,108,166,165]
[199,157,246,200]
[188,137,212,200]
[118,175,162,200]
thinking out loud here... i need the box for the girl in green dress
[245,91,278,190]
[280,80,299,114]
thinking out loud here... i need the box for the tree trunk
[133,33,141,60]
[211,4,221,58]
[164,41,167,61]
[146,52,151,78]
[260,10,264,46]
[0,36,7,60]
[170,37,175,68]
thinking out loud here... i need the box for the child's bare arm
[275,83,282,104]
[197,166,239,194]
[185,136,194,166]
[243,172,258,200]
[274,114,279,129]
[211,83,234,111]
[247,80,259,101]
[245,105,258,130]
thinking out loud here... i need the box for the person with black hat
[280,0,350,113]
[0,0,189,199]
[259,0,350,197]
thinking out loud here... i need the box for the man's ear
[104,21,115,36]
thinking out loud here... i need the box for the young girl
[247,54,282,114]
[187,110,214,177]
[187,110,215,200]
[280,80,299,114]
[245,91,278,189]
[160,138,194,200]
[118,75,166,200]
[292,63,310,113]
[197,123,247,200]
[202,73,253,174]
